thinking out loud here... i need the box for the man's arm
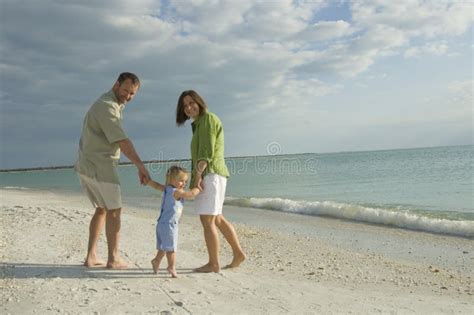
[117,138,150,184]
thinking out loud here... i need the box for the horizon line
[0,144,471,173]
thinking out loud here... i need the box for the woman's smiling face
[182,95,201,120]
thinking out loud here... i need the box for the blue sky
[0,0,472,169]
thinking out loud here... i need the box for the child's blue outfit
[156,185,184,252]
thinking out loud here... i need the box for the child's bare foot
[167,266,178,278]
[194,263,220,273]
[223,253,246,269]
[106,259,128,269]
[151,259,160,274]
[84,257,106,268]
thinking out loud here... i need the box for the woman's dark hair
[176,90,208,126]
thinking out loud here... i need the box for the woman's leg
[195,215,220,273]
[215,215,246,268]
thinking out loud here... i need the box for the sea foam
[2,186,30,190]
[225,197,474,238]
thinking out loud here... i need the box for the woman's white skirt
[194,173,227,215]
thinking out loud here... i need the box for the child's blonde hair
[165,165,188,185]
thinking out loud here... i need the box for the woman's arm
[193,160,207,190]
[192,113,217,189]
[174,187,201,200]
[147,180,165,192]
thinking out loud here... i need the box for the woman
[176,90,246,273]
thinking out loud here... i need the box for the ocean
[1,145,473,238]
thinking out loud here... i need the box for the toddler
[147,165,200,277]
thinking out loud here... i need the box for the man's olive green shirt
[191,112,229,184]
[74,90,127,184]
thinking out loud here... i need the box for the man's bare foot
[224,253,246,269]
[167,266,178,278]
[84,257,106,268]
[194,263,220,273]
[151,259,160,274]
[106,260,128,269]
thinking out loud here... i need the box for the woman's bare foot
[151,259,160,274]
[106,259,128,269]
[224,253,246,269]
[167,266,178,278]
[194,263,220,273]
[84,257,106,268]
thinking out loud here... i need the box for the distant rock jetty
[0,160,184,173]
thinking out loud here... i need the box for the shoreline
[6,184,471,238]
[1,188,473,314]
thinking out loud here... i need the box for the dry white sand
[1,188,473,314]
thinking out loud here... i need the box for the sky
[0,0,472,169]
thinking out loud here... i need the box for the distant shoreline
[1,144,471,172]
[0,156,274,173]
[0,159,186,173]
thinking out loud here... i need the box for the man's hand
[138,164,150,185]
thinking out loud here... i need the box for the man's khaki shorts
[78,174,122,210]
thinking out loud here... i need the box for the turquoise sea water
[1,145,473,237]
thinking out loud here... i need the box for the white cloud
[328,0,474,76]
[170,0,254,36]
[404,41,449,58]
[294,20,356,42]
[351,0,473,38]
[0,0,472,168]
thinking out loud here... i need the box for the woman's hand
[193,160,207,191]
[193,175,204,191]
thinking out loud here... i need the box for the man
[75,72,150,269]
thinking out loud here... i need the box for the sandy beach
[1,188,473,314]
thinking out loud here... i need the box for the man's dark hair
[117,72,140,87]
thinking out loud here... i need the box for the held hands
[193,174,204,191]
[190,187,201,198]
[193,161,207,191]
[191,186,202,194]
[138,164,151,185]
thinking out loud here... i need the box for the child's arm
[174,187,201,200]
[147,179,165,192]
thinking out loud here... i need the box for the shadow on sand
[1,262,195,279]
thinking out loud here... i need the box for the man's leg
[105,208,127,269]
[215,215,246,268]
[84,207,106,267]
[194,215,220,273]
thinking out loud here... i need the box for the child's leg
[151,250,165,274]
[166,251,178,278]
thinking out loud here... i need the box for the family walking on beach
[74,72,246,277]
